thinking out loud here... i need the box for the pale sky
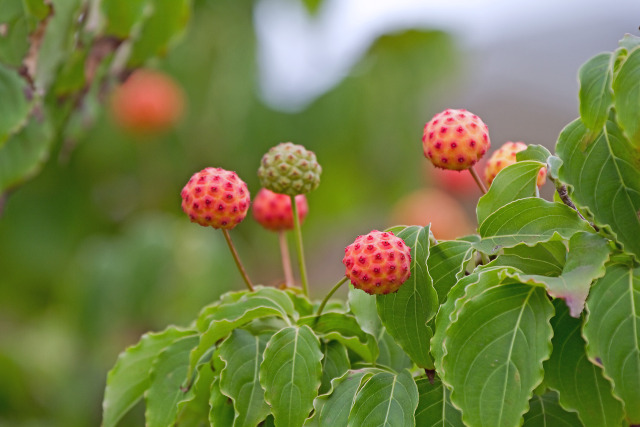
[255,0,640,111]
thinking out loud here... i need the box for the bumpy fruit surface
[252,188,308,231]
[257,142,322,196]
[422,108,490,170]
[111,69,184,134]
[181,168,250,229]
[342,230,411,295]
[484,141,547,187]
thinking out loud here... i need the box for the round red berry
[342,230,411,295]
[252,188,308,231]
[181,167,250,229]
[422,108,490,171]
[110,69,185,135]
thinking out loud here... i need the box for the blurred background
[0,0,638,425]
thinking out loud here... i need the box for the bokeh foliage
[0,0,458,425]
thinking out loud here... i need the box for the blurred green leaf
[442,282,554,427]
[579,52,614,132]
[0,114,53,194]
[128,0,191,66]
[301,0,323,15]
[377,329,412,373]
[347,284,382,337]
[415,377,463,427]
[583,261,640,423]
[175,363,215,426]
[102,0,149,39]
[522,391,583,427]
[477,160,545,225]
[347,370,419,427]
[556,117,640,258]
[259,325,323,427]
[102,326,195,427]
[0,65,31,145]
[377,225,438,369]
[219,329,271,427]
[544,300,624,427]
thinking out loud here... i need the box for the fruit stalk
[290,195,310,296]
[222,229,254,292]
[315,276,349,319]
[278,231,295,288]
[468,166,488,194]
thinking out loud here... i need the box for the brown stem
[221,229,254,292]
[556,184,599,231]
[425,369,436,385]
[468,166,488,195]
[278,231,295,288]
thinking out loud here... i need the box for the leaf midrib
[496,287,535,426]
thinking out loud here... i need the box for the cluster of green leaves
[0,0,191,197]
[102,36,640,426]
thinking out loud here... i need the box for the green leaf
[477,161,545,225]
[209,378,235,427]
[259,325,323,427]
[556,117,640,258]
[128,0,191,66]
[0,65,31,146]
[196,289,249,331]
[0,115,53,194]
[306,370,369,427]
[613,46,640,146]
[298,312,378,362]
[547,155,562,181]
[426,239,474,304]
[188,287,295,383]
[544,300,624,427]
[176,363,215,425]
[415,377,463,427]
[579,52,614,132]
[431,266,509,374]
[145,335,200,427]
[218,329,271,427]
[35,0,82,91]
[475,197,592,255]
[583,261,640,423]
[522,391,583,427]
[619,34,640,52]
[377,329,412,373]
[319,340,350,394]
[102,0,149,39]
[515,144,552,164]
[377,225,439,368]
[506,232,610,317]
[102,326,195,427]
[493,241,566,276]
[347,369,419,427]
[347,284,382,336]
[442,282,554,427]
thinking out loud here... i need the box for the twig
[290,195,310,296]
[468,166,488,195]
[556,184,599,231]
[221,229,254,292]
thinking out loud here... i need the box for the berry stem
[278,231,295,288]
[290,195,310,297]
[221,229,254,292]
[468,166,488,194]
[315,276,349,320]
